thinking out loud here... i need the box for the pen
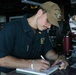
[40,55,45,60]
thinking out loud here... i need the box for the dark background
[0,0,71,16]
[0,0,76,20]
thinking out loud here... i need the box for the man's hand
[33,59,50,71]
[45,50,69,70]
[52,55,69,70]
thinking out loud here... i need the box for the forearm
[0,56,31,68]
[45,50,58,60]
[45,50,65,60]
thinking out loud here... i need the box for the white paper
[16,65,58,75]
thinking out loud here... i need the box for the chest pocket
[29,37,45,58]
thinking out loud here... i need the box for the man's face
[69,15,76,34]
[36,13,51,31]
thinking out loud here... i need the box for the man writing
[0,1,68,73]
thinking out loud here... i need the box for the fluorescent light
[21,0,41,6]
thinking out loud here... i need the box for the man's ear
[37,9,43,17]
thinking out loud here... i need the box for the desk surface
[6,57,76,75]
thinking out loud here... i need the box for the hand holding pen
[40,55,68,70]
[40,55,50,69]
[33,56,50,71]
